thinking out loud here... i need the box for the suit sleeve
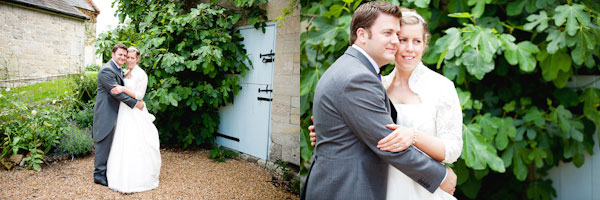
[338,73,446,193]
[98,68,138,108]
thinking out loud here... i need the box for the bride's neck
[394,68,413,84]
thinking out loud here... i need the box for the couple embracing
[303,1,463,200]
[92,44,161,193]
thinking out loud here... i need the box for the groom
[92,44,144,186]
[302,2,456,199]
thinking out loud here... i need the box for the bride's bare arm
[111,85,136,98]
[377,125,447,162]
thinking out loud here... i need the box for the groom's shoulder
[98,65,111,73]
[98,64,116,78]
[330,53,363,71]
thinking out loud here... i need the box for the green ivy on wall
[96,0,268,148]
[300,0,600,199]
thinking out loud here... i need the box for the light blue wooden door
[216,22,276,160]
[547,76,600,200]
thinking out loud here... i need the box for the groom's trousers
[94,126,115,178]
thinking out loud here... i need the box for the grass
[0,72,97,105]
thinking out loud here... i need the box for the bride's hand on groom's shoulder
[377,124,414,152]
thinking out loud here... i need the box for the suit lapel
[110,60,124,85]
[345,47,398,123]
[345,47,378,78]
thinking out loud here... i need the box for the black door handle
[258,85,273,93]
[257,97,272,101]
[260,50,275,63]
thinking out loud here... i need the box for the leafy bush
[85,64,101,71]
[96,0,268,147]
[0,92,73,170]
[276,160,300,195]
[57,126,94,157]
[71,72,97,105]
[70,102,94,129]
[209,144,238,162]
[0,76,95,170]
[300,0,600,199]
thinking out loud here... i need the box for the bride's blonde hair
[400,8,431,51]
[127,46,141,59]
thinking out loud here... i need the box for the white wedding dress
[107,65,161,193]
[381,63,463,200]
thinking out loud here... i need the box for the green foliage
[96,0,268,148]
[300,0,600,199]
[276,160,301,195]
[208,144,238,162]
[1,75,97,171]
[71,72,97,106]
[0,90,77,171]
[85,64,101,71]
[70,101,94,129]
[57,125,94,158]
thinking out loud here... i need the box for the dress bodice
[382,62,463,164]
[393,103,436,138]
[124,77,134,88]
[385,63,461,200]
[122,66,148,101]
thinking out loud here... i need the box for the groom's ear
[354,28,367,44]
[356,28,367,45]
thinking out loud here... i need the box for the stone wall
[0,2,86,87]
[266,0,300,166]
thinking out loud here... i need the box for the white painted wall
[547,75,600,200]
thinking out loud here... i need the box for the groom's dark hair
[112,44,128,53]
[350,1,402,45]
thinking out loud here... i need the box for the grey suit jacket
[302,47,446,200]
[92,60,137,142]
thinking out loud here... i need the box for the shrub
[276,160,300,195]
[0,95,68,171]
[70,102,94,129]
[57,126,94,157]
[96,0,268,147]
[71,73,97,105]
[0,86,89,171]
[85,64,101,71]
[208,145,238,162]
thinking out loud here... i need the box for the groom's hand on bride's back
[440,166,457,195]
[135,100,144,110]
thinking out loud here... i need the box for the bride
[106,46,161,193]
[309,9,463,200]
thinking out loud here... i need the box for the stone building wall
[266,0,300,166]
[0,2,86,87]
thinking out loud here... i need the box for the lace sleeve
[435,80,463,164]
[133,67,148,100]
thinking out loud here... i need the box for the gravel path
[0,149,299,199]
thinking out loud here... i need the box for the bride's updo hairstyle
[127,46,141,59]
[400,8,431,51]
